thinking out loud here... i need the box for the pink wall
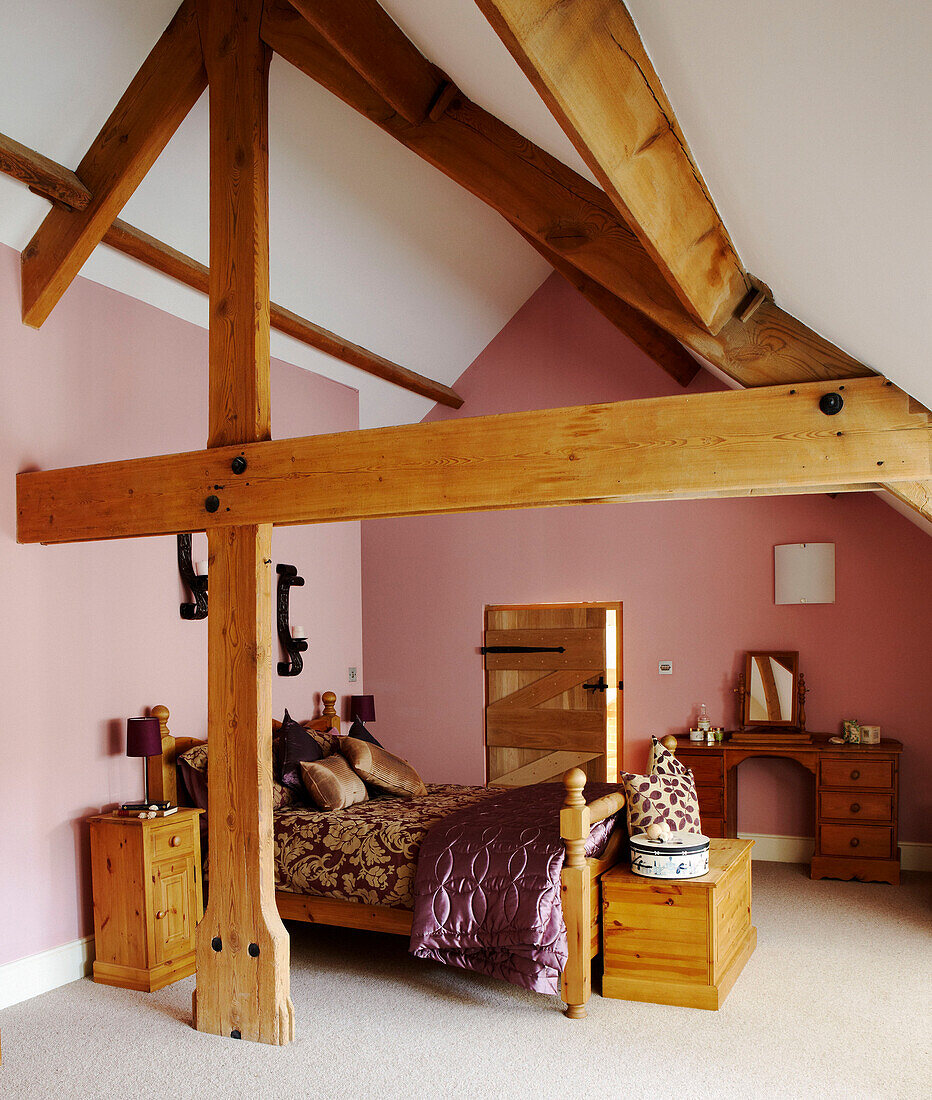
[362,273,932,844]
[0,243,362,966]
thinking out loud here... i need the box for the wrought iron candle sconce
[178,534,208,620]
[277,564,307,676]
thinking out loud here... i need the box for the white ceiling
[0,0,929,432]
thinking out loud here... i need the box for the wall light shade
[774,543,835,604]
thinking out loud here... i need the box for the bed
[147,692,626,1017]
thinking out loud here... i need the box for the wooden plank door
[484,603,622,786]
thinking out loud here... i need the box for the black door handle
[583,676,608,692]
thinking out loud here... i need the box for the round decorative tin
[629,831,710,879]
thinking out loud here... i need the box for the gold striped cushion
[300,755,368,811]
[338,737,427,798]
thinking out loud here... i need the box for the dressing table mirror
[733,651,810,743]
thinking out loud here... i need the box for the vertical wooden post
[560,767,591,1019]
[193,0,294,1044]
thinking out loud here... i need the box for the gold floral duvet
[273,784,496,909]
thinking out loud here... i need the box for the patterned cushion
[300,754,368,811]
[178,741,298,811]
[647,736,693,780]
[620,769,702,836]
[338,737,427,798]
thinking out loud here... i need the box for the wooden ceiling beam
[20,0,207,328]
[103,220,463,407]
[0,132,91,210]
[0,137,462,408]
[260,2,865,387]
[260,1,691,331]
[262,3,932,527]
[475,0,748,333]
[17,378,930,545]
[287,0,443,125]
[515,227,699,387]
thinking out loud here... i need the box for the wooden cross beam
[21,0,207,328]
[17,377,931,545]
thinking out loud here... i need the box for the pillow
[179,741,297,811]
[338,737,427,798]
[279,710,325,793]
[348,717,381,747]
[300,755,368,811]
[178,743,209,811]
[647,736,693,780]
[620,770,703,837]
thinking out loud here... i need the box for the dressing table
[677,652,902,885]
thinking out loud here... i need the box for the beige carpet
[1,862,929,1099]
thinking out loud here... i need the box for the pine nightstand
[89,808,203,991]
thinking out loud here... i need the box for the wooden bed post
[191,0,294,1045]
[147,704,176,805]
[560,767,592,1019]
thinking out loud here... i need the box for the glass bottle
[697,703,711,733]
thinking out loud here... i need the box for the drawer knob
[156,909,168,919]
[169,834,182,847]
[850,769,860,781]
[850,837,860,848]
[850,802,861,814]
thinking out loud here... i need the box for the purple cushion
[179,758,209,811]
[280,710,324,793]
[348,717,381,747]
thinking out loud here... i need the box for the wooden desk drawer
[700,817,725,839]
[679,754,723,785]
[821,759,893,790]
[818,824,893,860]
[819,791,892,823]
[696,785,724,816]
[149,818,196,861]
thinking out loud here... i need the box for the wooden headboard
[147,690,341,806]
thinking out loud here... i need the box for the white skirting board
[741,833,932,872]
[0,935,95,1011]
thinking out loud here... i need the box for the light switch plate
[659,660,673,675]
[348,667,358,682]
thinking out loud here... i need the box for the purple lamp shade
[350,694,375,723]
[126,716,162,758]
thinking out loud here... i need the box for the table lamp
[123,716,168,810]
[350,694,375,726]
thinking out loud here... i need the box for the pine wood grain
[0,131,91,209]
[288,0,443,125]
[191,0,293,1046]
[475,0,748,333]
[17,377,931,545]
[20,0,207,327]
[602,839,756,1009]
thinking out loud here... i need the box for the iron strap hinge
[480,645,566,654]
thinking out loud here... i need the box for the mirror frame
[743,651,799,728]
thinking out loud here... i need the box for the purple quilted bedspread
[409,782,624,995]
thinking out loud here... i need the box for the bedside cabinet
[89,808,203,991]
